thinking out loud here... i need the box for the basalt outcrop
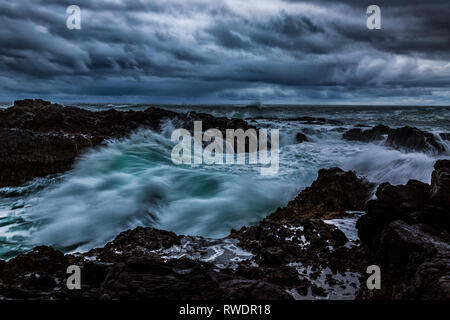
[268,167,375,220]
[357,160,450,299]
[386,126,446,154]
[1,161,449,300]
[0,99,253,187]
[0,167,372,300]
[343,124,389,143]
[0,101,449,300]
[343,125,446,154]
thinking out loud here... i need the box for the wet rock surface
[0,99,253,187]
[343,124,389,142]
[343,125,446,154]
[1,162,448,300]
[386,126,446,154]
[0,167,371,300]
[0,101,448,300]
[268,167,374,220]
[357,160,450,299]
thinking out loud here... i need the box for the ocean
[0,104,449,259]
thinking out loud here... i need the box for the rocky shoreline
[0,99,253,187]
[0,100,449,300]
[0,167,373,300]
[343,124,447,154]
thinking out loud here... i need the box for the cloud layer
[0,0,449,104]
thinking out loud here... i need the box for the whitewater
[0,105,449,259]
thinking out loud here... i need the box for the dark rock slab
[0,99,254,187]
[356,160,450,300]
[85,227,182,262]
[343,124,446,154]
[0,166,374,300]
[385,126,445,154]
[98,256,292,300]
[269,167,374,221]
[343,124,389,142]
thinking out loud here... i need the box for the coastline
[0,100,449,300]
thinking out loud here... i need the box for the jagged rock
[0,129,104,187]
[343,124,389,142]
[412,253,450,300]
[356,160,450,300]
[357,179,431,248]
[0,99,254,187]
[386,126,445,154]
[342,124,446,154]
[0,246,70,299]
[358,160,450,241]
[99,256,292,300]
[379,221,446,274]
[231,218,349,267]
[430,160,450,208]
[377,221,450,299]
[85,227,182,262]
[270,167,374,221]
[296,132,308,143]
[0,165,373,300]
[229,214,367,299]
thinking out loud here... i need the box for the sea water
[0,104,449,259]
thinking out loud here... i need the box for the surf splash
[0,105,449,259]
[22,127,298,253]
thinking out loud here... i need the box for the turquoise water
[0,105,449,259]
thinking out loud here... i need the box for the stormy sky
[0,0,449,105]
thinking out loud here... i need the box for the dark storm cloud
[0,0,448,104]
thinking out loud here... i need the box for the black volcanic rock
[0,99,254,187]
[98,256,292,300]
[385,126,445,154]
[0,129,104,188]
[269,167,374,221]
[0,246,70,299]
[85,227,182,262]
[439,133,450,141]
[343,124,389,142]
[0,245,292,300]
[429,160,450,229]
[0,166,375,300]
[357,160,450,300]
[357,179,431,248]
[342,124,446,154]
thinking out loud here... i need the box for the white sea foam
[0,105,448,258]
